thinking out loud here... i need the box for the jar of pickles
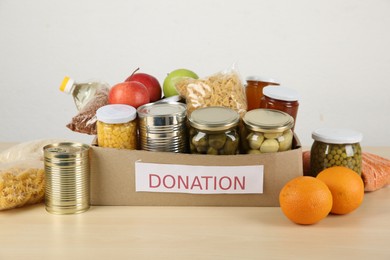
[96,104,137,149]
[188,107,240,155]
[242,109,294,154]
[260,86,300,130]
[245,76,280,111]
[309,128,363,177]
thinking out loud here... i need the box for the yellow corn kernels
[97,120,137,149]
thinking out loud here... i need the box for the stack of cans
[137,102,187,153]
[43,142,90,214]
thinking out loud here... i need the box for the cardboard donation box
[90,137,303,207]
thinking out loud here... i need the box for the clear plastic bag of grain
[0,139,66,210]
[175,65,247,117]
[65,84,110,135]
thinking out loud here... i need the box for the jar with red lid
[245,76,279,111]
[259,86,300,130]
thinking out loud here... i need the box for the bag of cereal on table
[175,65,247,117]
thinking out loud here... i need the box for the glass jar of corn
[96,104,137,149]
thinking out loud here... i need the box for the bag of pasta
[0,139,65,210]
[175,65,247,117]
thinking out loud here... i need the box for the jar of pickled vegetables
[242,109,294,154]
[245,76,279,111]
[260,86,300,130]
[309,128,363,177]
[188,107,240,155]
[96,104,137,149]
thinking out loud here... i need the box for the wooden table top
[0,142,389,259]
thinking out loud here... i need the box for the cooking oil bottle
[59,76,110,111]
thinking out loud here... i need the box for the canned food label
[135,162,263,194]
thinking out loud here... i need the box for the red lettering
[149,174,245,192]
[234,176,245,190]
[178,175,189,189]
[190,176,203,190]
[163,175,175,189]
[219,176,232,190]
[149,174,161,188]
[201,176,212,190]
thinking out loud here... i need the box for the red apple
[125,70,162,102]
[108,81,150,108]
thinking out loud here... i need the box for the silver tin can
[137,102,187,153]
[43,142,90,214]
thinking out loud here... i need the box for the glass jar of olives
[309,128,363,177]
[188,107,240,155]
[242,109,294,154]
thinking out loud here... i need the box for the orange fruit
[317,166,364,215]
[279,176,333,225]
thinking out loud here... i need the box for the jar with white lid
[309,128,363,177]
[96,104,137,149]
[260,86,300,130]
[242,109,294,154]
[245,76,280,111]
[188,106,240,155]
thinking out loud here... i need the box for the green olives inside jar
[309,128,363,177]
[242,109,294,154]
[188,107,240,155]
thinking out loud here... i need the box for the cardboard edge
[90,135,303,207]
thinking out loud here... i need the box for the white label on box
[135,162,264,194]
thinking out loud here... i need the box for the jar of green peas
[309,128,363,177]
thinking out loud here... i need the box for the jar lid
[245,76,280,84]
[312,128,363,144]
[263,86,300,101]
[189,106,240,132]
[96,104,137,124]
[59,76,75,94]
[243,109,294,133]
[137,102,186,118]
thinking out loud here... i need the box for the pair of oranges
[279,166,365,225]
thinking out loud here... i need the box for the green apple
[163,68,198,97]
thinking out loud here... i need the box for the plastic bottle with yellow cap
[59,76,110,111]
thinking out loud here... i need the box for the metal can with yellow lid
[43,142,90,214]
[242,109,294,154]
[188,106,240,155]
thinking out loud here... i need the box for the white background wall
[0,0,389,147]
